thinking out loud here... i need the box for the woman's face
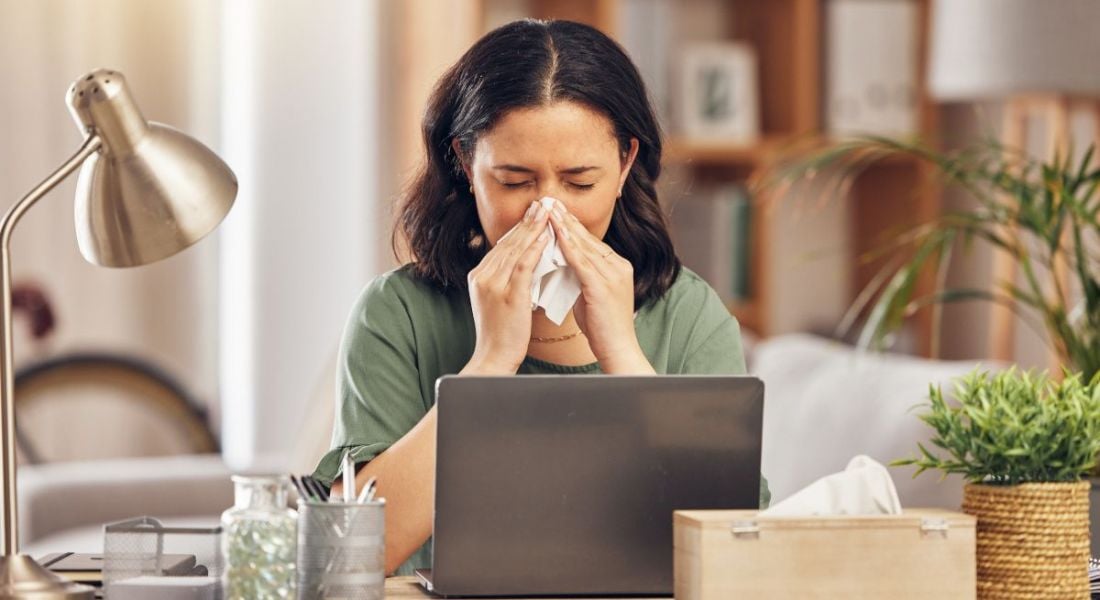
[455,101,639,246]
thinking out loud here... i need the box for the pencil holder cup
[296,499,385,600]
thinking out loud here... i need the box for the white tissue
[760,455,902,517]
[531,196,582,325]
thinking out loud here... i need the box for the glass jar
[221,475,298,599]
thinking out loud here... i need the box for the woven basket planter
[962,481,1090,599]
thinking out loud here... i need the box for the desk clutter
[44,517,227,599]
[292,463,386,600]
[36,451,1100,598]
[42,452,384,599]
[222,475,298,598]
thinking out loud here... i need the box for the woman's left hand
[549,200,655,374]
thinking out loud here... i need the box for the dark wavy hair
[394,19,680,309]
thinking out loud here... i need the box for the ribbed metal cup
[297,500,385,600]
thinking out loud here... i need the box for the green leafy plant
[894,368,1100,484]
[770,137,1100,380]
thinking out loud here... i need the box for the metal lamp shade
[66,68,236,268]
[73,123,237,267]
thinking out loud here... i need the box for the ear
[617,138,640,196]
[451,138,473,183]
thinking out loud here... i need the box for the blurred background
[2,0,1099,552]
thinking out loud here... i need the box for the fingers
[500,202,551,292]
[550,200,615,257]
[478,203,536,271]
[494,201,539,247]
[508,225,551,293]
[548,203,603,285]
[548,201,618,280]
[494,201,550,271]
[475,201,550,290]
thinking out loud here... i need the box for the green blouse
[313,264,768,575]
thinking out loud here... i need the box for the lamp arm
[0,134,101,555]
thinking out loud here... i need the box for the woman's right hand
[462,200,550,374]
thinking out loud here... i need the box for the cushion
[752,334,1002,509]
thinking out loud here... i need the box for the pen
[342,450,355,504]
[290,475,309,503]
[302,475,329,502]
[356,476,377,504]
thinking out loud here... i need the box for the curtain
[217,0,380,470]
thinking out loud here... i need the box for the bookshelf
[663,136,787,167]
[467,0,941,355]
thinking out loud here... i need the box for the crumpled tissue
[760,455,903,516]
[530,196,582,325]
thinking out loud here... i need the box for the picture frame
[676,42,760,143]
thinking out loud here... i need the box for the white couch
[19,454,232,554]
[17,350,341,555]
[17,334,1003,555]
[751,334,1000,509]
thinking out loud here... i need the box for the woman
[313,19,767,576]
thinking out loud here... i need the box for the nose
[535,183,568,205]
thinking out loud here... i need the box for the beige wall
[216,0,382,470]
[376,0,482,269]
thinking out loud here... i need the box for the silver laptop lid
[431,375,763,597]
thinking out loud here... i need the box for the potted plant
[770,134,1100,566]
[895,368,1100,598]
[769,138,1100,381]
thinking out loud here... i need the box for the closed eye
[500,181,595,190]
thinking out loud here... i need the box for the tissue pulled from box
[760,455,902,516]
[530,196,581,325]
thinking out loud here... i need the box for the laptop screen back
[431,375,763,596]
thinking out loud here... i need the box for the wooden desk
[384,576,671,599]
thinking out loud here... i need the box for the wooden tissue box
[673,509,976,600]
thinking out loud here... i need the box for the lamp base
[0,555,93,599]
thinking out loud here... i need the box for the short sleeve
[312,274,428,486]
[679,281,747,375]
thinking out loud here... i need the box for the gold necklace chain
[530,329,584,343]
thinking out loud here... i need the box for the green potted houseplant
[770,137,1100,380]
[771,135,1100,570]
[895,368,1100,598]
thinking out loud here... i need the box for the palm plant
[772,137,1100,381]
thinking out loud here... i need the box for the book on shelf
[825,0,919,137]
[670,183,752,303]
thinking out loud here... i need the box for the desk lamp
[0,69,237,598]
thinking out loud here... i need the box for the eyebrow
[491,164,603,175]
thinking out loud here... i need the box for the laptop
[416,375,764,597]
